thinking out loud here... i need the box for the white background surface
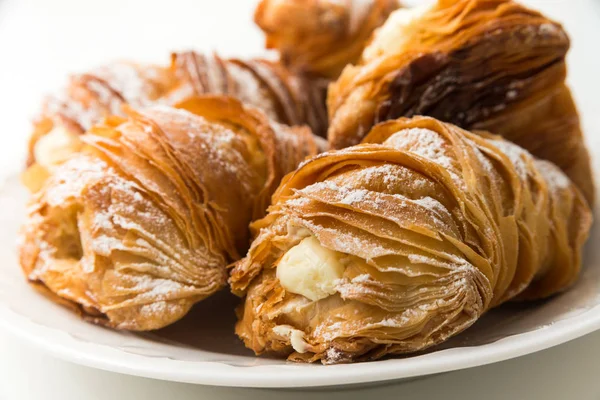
[1,0,599,398]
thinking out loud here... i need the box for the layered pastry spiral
[231,116,591,364]
[254,0,401,79]
[328,0,594,204]
[19,96,324,330]
[25,51,328,191]
[167,53,328,137]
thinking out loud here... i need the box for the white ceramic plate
[0,175,599,388]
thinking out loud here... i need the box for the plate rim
[2,298,600,388]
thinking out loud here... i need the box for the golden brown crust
[328,0,594,204]
[168,53,329,138]
[231,116,591,363]
[19,96,323,331]
[255,0,401,79]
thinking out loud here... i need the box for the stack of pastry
[18,0,593,364]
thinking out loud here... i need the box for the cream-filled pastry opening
[362,4,433,61]
[34,125,82,170]
[276,235,346,302]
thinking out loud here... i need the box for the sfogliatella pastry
[327,0,595,204]
[24,52,328,191]
[19,96,324,331]
[231,116,592,364]
[254,0,401,79]
[167,52,328,138]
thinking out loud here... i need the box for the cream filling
[276,236,346,302]
[34,126,82,170]
[272,325,309,354]
[362,4,433,61]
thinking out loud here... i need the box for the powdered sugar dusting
[324,347,346,364]
[352,164,431,192]
[351,274,371,283]
[44,156,110,206]
[138,301,174,318]
[413,196,444,213]
[490,138,530,181]
[43,62,162,132]
[339,189,369,205]
[385,128,452,166]
[94,63,155,105]
[127,274,185,298]
[143,105,253,182]
[384,128,463,185]
[536,160,572,192]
